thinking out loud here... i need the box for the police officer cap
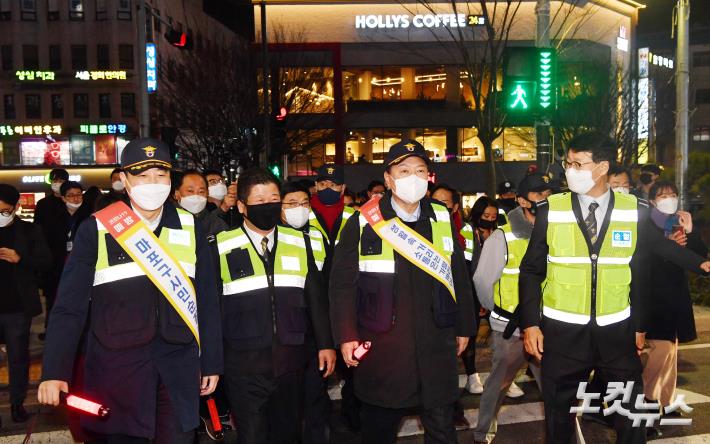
[315,163,344,185]
[498,181,515,194]
[385,139,430,168]
[518,173,553,197]
[120,138,172,175]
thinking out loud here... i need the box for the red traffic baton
[206,396,224,439]
[60,392,111,418]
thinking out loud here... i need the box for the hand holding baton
[60,392,110,418]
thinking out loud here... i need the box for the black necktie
[585,202,599,244]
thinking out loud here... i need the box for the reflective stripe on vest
[492,224,529,315]
[542,192,638,325]
[216,225,309,296]
[357,203,454,274]
[94,209,197,286]
[461,223,475,261]
[309,206,355,246]
[307,228,326,271]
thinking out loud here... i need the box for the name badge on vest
[168,228,191,246]
[611,230,632,248]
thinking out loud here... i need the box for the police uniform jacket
[41,202,223,438]
[519,193,708,364]
[329,193,476,409]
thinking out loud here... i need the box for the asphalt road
[5,306,710,443]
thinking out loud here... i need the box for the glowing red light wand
[206,396,224,440]
[60,392,111,418]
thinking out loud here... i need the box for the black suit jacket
[519,192,707,362]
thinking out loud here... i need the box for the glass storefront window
[279,67,334,114]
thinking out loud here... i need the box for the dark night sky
[638,0,710,35]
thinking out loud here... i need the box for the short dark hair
[110,167,123,177]
[641,163,662,175]
[431,183,461,205]
[608,165,631,181]
[237,167,281,202]
[60,181,83,196]
[203,168,223,178]
[176,169,207,189]
[50,168,69,181]
[298,179,315,189]
[648,180,678,201]
[0,184,20,206]
[566,131,617,164]
[367,180,385,192]
[280,181,309,199]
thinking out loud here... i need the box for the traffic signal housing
[503,47,556,116]
[164,29,192,49]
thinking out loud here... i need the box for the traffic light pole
[535,0,552,172]
[675,0,690,210]
[260,1,271,167]
[137,0,150,137]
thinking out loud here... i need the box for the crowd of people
[0,131,707,444]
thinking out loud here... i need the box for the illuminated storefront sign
[75,70,128,80]
[617,26,629,52]
[0,125,62,136]
[15,70,55,81]
[79,124,128,135]
[638,78,649,140]
[21,173,81,184]
[146,43,158,93]
[355,14,485,30]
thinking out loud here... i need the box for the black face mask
[525,199,539,216]
[317,187,341,205]
[478,219,497,230]
[639,173,653,185]
[245,202,282,231]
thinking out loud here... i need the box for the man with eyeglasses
[280,181,336,444]
[204,169,239,228]
[0,184,52,424]
[330,140,475,444]
[519,131,710,443]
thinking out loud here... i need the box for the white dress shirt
[243,222,275,254]
[391,197,421,222]
[577,186,611,224]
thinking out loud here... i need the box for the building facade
[253,0,643,192]
[0,0,239,197]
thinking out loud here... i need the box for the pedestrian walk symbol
[510,84,528,109]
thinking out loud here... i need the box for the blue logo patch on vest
[611,230,632,248]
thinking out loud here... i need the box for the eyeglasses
[0,210,13,217]
[562,160,596,170]
[208,178,225,186]
[282,201,310,209]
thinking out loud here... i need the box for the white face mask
[208,183,228,201]
[655,197,678,215]
[51,182,62,194]
[127,182,171,211]
[392,174,428,204]
[284,206,310,229]
[612,186,630,195]
[180,195,207,214]
[0,212,14,228]
[565,167,598,195]
[112,181,125,192]
[66,201,82,210]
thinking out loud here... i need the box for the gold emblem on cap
[542,175,550,183]
[404,143,416,152]
[327,167,335,175]
[143,146,157,158]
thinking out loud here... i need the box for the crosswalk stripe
[678,343,710,351]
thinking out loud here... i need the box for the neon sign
[146,43,157,93]
[15,70,55,81]
[355,14,485,30]
[0,125,62,136]
[79,124,128,135]
[75,70,128,80]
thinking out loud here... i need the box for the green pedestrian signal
[503,48,556,114]
[509,83,530,109]
[269,163,281,178]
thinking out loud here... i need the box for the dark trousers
[542,350,646,444]
[87,383,194,444]
[337,354,360,425]
[360,402,457,444]
[303,353,330,444]
[0,313,31,406]
[224,371,304,444]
